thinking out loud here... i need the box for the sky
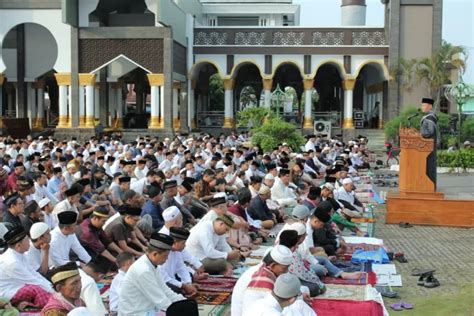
[294,0,474,83]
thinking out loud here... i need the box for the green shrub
[437,149,474,170]
[461,116,474,141]
[237,107,275,128]
[251,117,305,152]
[384,106,451,146]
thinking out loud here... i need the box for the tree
[251,117,306,152]
[237,107,275,128]
[209,74,224,111]
[240,86,257,109]
[392,40,467,109]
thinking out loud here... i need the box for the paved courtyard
[374,172,474,315]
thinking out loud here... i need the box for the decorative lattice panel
[235,31,266,45]
[312,31,345,46]
[194,31,228,45]
[272,31,305,46]
[352,31,387,46]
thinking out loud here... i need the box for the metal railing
[194,27,387,46]
[196,111,225,128]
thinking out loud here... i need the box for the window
[217,16,259,26]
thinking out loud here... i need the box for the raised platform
[386,192,474,228]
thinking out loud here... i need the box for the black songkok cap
[65,186,80,197]
[422,98,434,105]
[169,227,190,241]
[163,180,177,189]
[118,176,131,184]
[149,232,174,250]
[3,226,27,245]
[208,196,227,207]
[122,206,142,217]
[57,211,78,225]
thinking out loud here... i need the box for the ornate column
[34,79,45,130]
[303,78,314,129]
[78,85,85,127]
[223,79,235,128]
[262,78,273,108]
[189,80,197,129]
[78,73,96,128]
[54,73,71,128]
[94,83,100,121]
[173,82,181,130]
[147,74,164,129]
[342,78,356,129]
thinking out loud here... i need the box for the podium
[386,128,474,227]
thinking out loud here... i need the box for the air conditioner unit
[314,121,331,137]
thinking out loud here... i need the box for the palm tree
[392,40,467,109]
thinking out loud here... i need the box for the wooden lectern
[386,128,474,227]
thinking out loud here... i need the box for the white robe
[118,255,185,315]
[49,227,91,267]
[271,178,297,208]
[109,270,125,313]
[242,295,283,316]
[0,248,53,300]
[79,269,108,316]
[185,221,231,260]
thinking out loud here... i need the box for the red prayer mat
[322,272,377,286]
[193,291,231,305]
[195,277,238,293]
[312,299,384,316]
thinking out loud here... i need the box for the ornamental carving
[352,31,386,46]
[273,32,304,46]
[235,31,266,45]
[194,31,228,45]
[79,39,163,73]
[399,128,434,152]
[312,31,344,46]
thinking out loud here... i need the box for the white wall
[24,23,57,80]
[351,55,385,76]
[0,9,71,74]
[233,55,265,77]
[78,0,99,27]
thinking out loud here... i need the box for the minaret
[341,0,367,26]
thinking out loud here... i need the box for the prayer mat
[198,304,229,316]
[313,284,368,301]
[312,299,384,316]
[337,243,382,261]
[250,245,271,258]
[194,291,231,305]
[196,277,237,293]
[267,223,285,238]
[322,272,377,286]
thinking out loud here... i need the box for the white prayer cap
[320,183,334,191]
[342,178,353,185]
[171,164,180,169]
[162,206,181,222]
[290,222,306,236]
[354,145,359,149]
[258,185,271,195]
[273,273,301,299]
[213,192,227,199]
[30,222,50,240]
[38,198,51,209]
[270,245,293,266]
[264,174,275,181]
[291,205,311,220]
[296,154,303,159]
[67,307,93,316]
[186,138,194,143]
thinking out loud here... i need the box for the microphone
[407,109,421,127]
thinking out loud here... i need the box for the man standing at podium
[420,98,439,189]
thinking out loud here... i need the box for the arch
[354,60,389,81]
[272,61,304,79]
[1,22,58,79]
[0,9,71,72]
[189,60,223,80]
[230,60,264,80]
[311,59,346,80]
[90,54,152,74]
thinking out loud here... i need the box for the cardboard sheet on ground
[372,264,397,275]
[376,274,402,286]
[343,236,384,246]
[250,245,271,257]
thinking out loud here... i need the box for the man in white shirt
[160,227,198,296]
[25,222,51,275]
[158,151,174,172]
[185,214,240,276]
[109,252,135,314]
[33,172,59,204]
[271,168,298,208]
[49,211,91,267]
[335,178,363,212]
[78,257,111,315]
[243,273,302,316]
[52,186,80,227]
[304,135,316,152]
[118,232,186,315]
[0,226,54,308]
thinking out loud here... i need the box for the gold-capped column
[342,78,356,129]
[262,78,273,108]
[303,78,315,129]
[147,74,164,129]
[223,79,235,128]
[54,73,71,128]
[79,73,97,128]
[33,79,46,130]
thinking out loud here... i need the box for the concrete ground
[372,170,474,315]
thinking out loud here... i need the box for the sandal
[417,272,432,285]
[376,286,399,298]
[411,268,436,276]
[424,274,440,288]
[394,252,408,263]
[389,303,404,311]
[400,302,414,309]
